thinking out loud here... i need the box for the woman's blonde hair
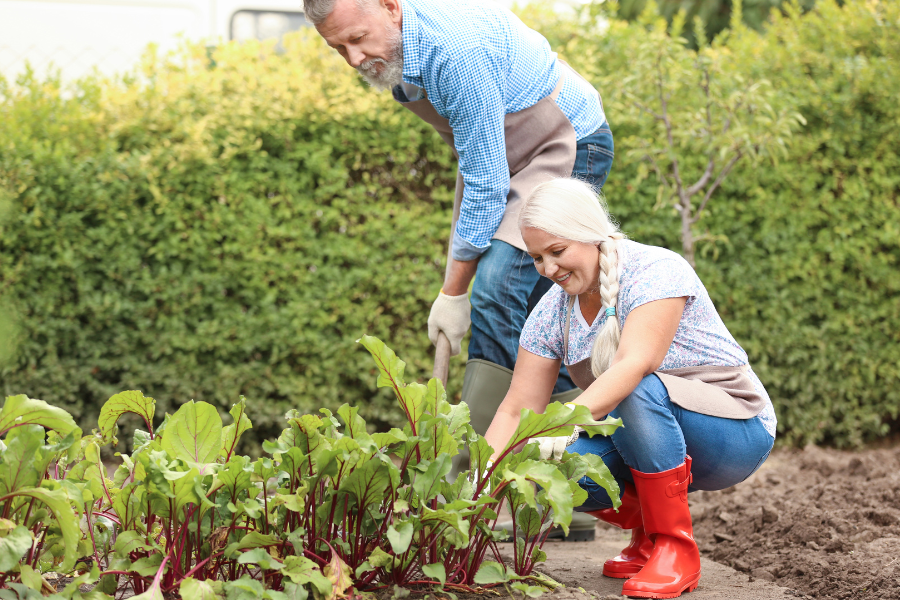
[519,177,625,377]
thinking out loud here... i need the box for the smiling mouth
[555,273,571,284]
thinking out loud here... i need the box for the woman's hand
[483,347,560,462]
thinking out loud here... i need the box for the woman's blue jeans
[569,374,774,511]
[467,125,614,393]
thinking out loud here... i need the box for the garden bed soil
[508,442,900,600]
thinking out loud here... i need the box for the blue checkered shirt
[395,0,606,260]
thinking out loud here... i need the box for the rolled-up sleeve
[439,48,509,261]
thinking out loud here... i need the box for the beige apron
[562,296,767,419]
[396,62,588,251]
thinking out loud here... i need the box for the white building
[1,0,576,83]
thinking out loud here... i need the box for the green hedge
[0,37,459,449]
[1,0,898,448]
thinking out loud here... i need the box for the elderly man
[306,0,613,539]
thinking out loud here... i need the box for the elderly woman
[483,178,776,599]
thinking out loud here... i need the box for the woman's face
[522,227,600,296]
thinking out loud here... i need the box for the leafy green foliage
[0,338,621,598]
[613,0,819,47]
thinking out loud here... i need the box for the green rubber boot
[450,359,514,480]
[494,386,597,542]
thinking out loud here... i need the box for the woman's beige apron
[396,62,589,252]
[562,296,767,419]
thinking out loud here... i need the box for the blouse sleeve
[620,251,700,315]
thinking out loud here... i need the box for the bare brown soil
[691,444,900,600]
[502,443,900,600]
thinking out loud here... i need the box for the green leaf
[0,526,32,572]
[366,546,393,570]
[503,461,575,535]
[281,556,332,597]
[422,563,446,586]
[411,453,451,503]
[338,456,391,511]
[420,507,469,548]
[468,436,495,479]
[8,485,80,571]
[371,428,407,448]
[513,505,544,540]
[215,455,253,500]
[0,395,78,438]
[281,582,308,600]
[224,532,280,558]
[473,561,509,585]
[510,582,546,598]
[18,564,43,592]
[385,520,414,554]
[223,576,264,600]
[161,401,223,466]
[505,403,611,454]
[0,425,48,495]
[237,548,284,571]
[97,391,156,444]
[170,467,202,512]
[131,554,163,577]
[113,530,155,556]
[580,453,621,510]
[180,577,222,600]
[220,397,253,460]
[357,336,408,390]
[579,415,623,438]
[336,404,376,453]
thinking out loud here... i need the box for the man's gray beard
[356,28,403,92]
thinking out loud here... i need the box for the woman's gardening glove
[428,291,471,356]
[528,428,582,460]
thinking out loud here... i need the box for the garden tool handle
[433,171,464,387]
[433,332,451,386]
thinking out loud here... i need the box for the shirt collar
[400,0,421,82]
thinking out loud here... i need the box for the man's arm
[427,48,510,352]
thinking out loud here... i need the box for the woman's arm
[576,296,687,418]
[483,348,560,460]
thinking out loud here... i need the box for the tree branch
[691,151,743,224]
[686,158,716,197]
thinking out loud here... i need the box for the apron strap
[563,295,575,364]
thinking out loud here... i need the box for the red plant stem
[28,527,48,568]
[262,485,270,535]
[84,507,104,567]
[94,511,121,525]
[21,496,37,528]
[146,499,154,546]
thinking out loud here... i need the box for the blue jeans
[468,125,614,393]
[568,374,774,511]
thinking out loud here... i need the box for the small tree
[607,0,804,266]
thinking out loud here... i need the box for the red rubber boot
[587,482,653,578]
[622,457,701,599]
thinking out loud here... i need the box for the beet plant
[0,336,620,599]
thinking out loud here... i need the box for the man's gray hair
[304,0,377,25]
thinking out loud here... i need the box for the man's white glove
[528,428,582,461]
[427,292,471,356]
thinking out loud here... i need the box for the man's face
[316,0,404,91]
